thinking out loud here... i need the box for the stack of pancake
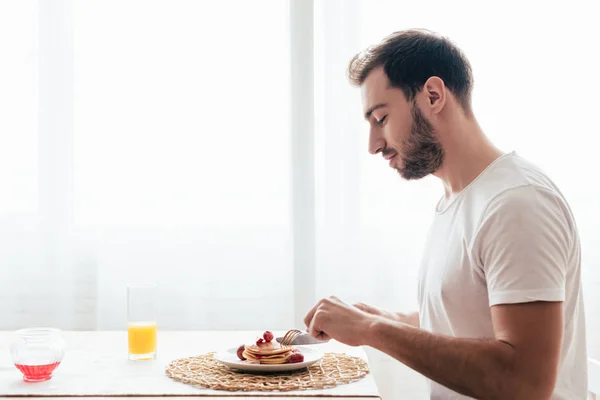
[242,340,293,364]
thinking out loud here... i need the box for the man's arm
[366,301,563,400]
[396,311,419,328]
[353,302,420,328]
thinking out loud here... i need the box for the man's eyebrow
[364,103,387,120]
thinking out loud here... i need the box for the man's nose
[368,128,384,155]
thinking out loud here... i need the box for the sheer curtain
[2,0,295,331]
[71,0,295,330]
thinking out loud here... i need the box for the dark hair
[347,29,473,112]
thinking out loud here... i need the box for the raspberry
[236,345,246,360]
[288,352,304,363]
[256,337,265,345]
[263,331,274,342]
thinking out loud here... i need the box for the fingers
[307,309,331,341]
[353,302,380,315]
[304,300,322,329]
[353,302,373,312]
[307,309,321,338]
[306,296,340,339]
[317,331,331,341]
[304,296,340,329]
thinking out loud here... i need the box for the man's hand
[354,302,419,328]
[353,302,395,319]
[366,301,563,399]
[303,296,378,346]
[307,296,562,399]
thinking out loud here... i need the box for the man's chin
[397,167,430,181]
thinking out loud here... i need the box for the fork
[279,329,303,347]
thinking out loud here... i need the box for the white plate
[214,345,323,372]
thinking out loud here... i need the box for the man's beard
[394,103,445,180]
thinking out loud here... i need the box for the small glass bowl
[10,328,65,382]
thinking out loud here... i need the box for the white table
[0,331,380,399]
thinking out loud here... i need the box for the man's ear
[423,76,446,114]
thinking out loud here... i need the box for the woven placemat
[165,352,370,392]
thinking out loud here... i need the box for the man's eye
[376,116,387,126]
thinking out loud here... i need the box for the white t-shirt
[418,151,587,399]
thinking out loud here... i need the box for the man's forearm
[366,318,545,400]
[395,311,419,328]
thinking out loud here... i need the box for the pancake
[252,357,290,365]
[244,340,290,355]
[242,350,290,364]
[244,350,289,359]
[242,340,293,364]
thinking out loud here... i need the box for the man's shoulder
[468,152,565,211]
[460,152,576,238]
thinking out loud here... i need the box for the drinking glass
[10,327,65,382]
[127,283,157,360]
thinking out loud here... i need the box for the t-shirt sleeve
[471,185,574,306]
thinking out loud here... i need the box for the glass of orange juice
[127,283,157,360]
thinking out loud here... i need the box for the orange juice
[128,322,157,357]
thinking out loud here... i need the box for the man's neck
[434,118,504,198]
